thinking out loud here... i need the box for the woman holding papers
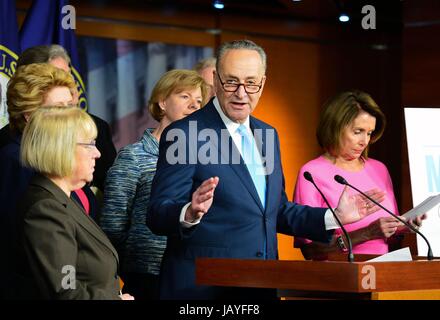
[293,90,423,260]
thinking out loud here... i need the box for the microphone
[334,174,434,260]
[303,171,354,262]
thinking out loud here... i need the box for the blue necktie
[237,124,266,208]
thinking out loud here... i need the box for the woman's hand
[406,213,427,231]
[366,216,403,239]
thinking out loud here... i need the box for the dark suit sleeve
[91,114,117,191]
[0,125,12,149]
[23,199,119,300]
[146,124,196,237]
[276,189,333,243]
[0,144,34,226]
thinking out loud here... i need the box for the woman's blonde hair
[148,69,208,121]
[7,63,77,133]
[317,90,386,159]
[21,106,97,177]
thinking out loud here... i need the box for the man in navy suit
[147,40,372,300]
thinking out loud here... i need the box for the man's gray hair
[193,57,216,73]
[47,44,71,65]
[17,44,71,68]
[215,40,267,73]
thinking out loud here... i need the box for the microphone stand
[334,175,434,261]
[304,172,354,262]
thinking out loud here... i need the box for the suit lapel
[34,175,119,263]
[250,118,268,213]
[68,200,119,263]
[251,119,278,216]
[203,103,265,212]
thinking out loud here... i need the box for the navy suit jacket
[147,100,331,299]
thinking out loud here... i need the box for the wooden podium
[196,256,440,300]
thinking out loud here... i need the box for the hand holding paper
[401,194,440,220]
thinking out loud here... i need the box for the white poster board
[404,108,440,257]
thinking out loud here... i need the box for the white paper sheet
[402,194,440,220]
[366,247,413,262]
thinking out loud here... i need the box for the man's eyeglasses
[217,74,263,94]
[77,140,97,149]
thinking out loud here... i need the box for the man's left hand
[335,185,377,224]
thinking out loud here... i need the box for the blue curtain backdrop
[20,0,88,110]
[0,0,20,128]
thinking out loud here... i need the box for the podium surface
[196,257,440,299]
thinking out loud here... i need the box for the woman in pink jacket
[293,90,423,260]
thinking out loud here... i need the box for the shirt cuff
[179,202,201,228]
[324,209,339,230]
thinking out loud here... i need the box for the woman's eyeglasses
[77,140,97,149]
